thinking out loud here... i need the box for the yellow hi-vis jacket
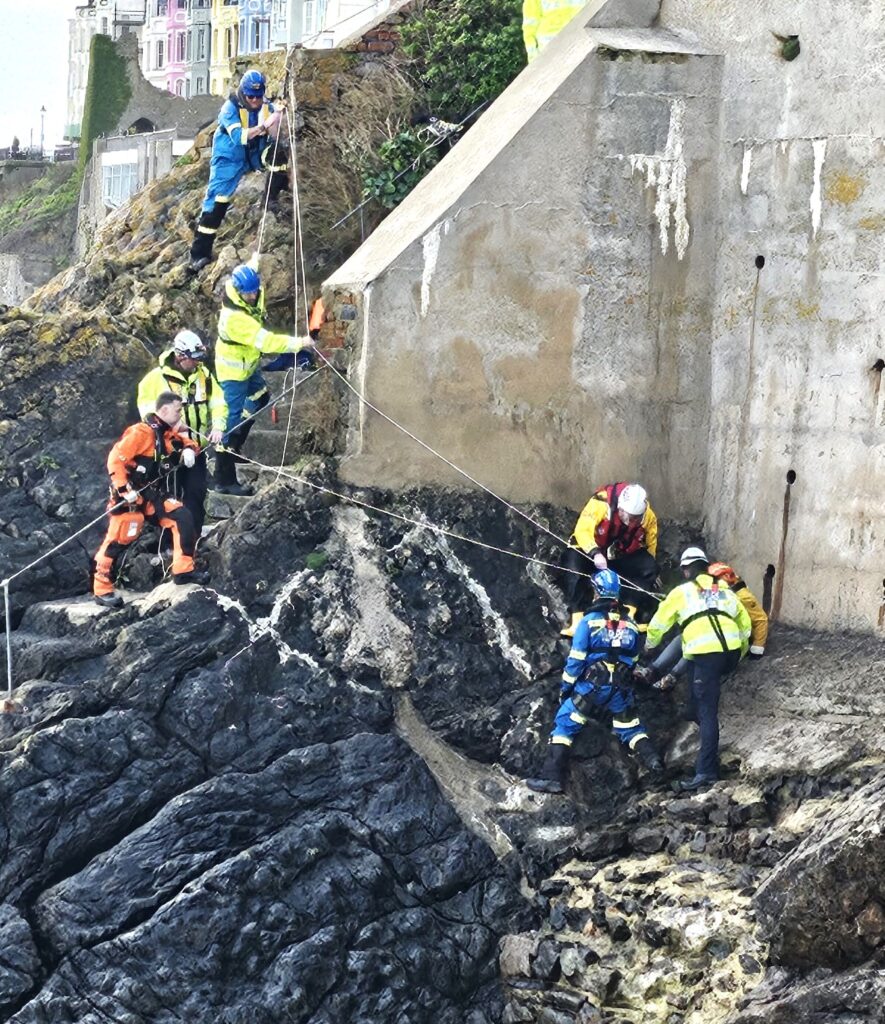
[646,574,752,659]
[572,490,658,559]
[523,0,586,61]
[732,581,769,655]
[215,281,307,382]
[136,349,227,444]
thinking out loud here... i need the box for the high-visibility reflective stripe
[254,328,270,349]
[628,732,649,749]
[562,671,577,684]
[569,649,587,661]
[197,225,217,235]
[215,195,233,203]
[215,355,247,369]
[569,711,588,725]
[248,388,268,401]
[612,717,640,729]
[551,735,573,746]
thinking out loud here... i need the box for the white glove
[593,553,608,571]
[208,429,224,445]
[121,488,139,504]
[266,110,282,130]
[181,448,196,469]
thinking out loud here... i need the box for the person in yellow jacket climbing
[561,482,659,636]
[136,330,226,537]
[645,547,752,792]
[522,0,586,62]
[213,262,315,496]
[635,559,769,691]
[708,562,768,657]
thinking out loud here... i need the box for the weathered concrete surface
[326,0,885,632]
[329,10,720,524]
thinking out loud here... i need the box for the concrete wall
[0,254,56,307]
[326,0,885,632]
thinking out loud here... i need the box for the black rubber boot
[526,743,570,794]
[674,774,717,793]
[211,451,254,496]
[94,593,124,609]
[173,569,211,586]
[188,230,214,273]
[633,737,664,778]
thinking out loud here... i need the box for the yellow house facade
[210,0,240,95]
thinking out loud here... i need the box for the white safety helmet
[680,546,709,567]
[173,329,206,360]
[617,483,648,517]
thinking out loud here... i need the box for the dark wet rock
[732,966,885,1023]
[0,905,40,1014]
[755,769,885,968]
[629,825,666,854]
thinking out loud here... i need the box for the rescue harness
[679,580,738,653]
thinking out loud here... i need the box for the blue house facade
[239,0,272,54]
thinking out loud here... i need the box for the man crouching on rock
[526,570,664,794]
[92,392,210,608]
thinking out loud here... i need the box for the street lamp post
[40,106,46,160]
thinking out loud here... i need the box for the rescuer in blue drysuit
[526,569,664,794]
[189,69,289,271]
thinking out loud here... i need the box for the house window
[252,19,261,51]
[156,0,167,14]
[156,38,165,68]
[197,27,206,60]
[176,79,184,96]
[102,162,139,208]
[196,75,204,94]
[186,78,191,98]
[224,26,232,57]
[177,32,186,61]
[186,30,192,60]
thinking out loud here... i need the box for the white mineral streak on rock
[628,99,690,259]
[420,219,448,317]
[334,506,415,687]
[740,146,753,196]
[810,138,827,236]
[429,529,533,678]
[205,580,318,669]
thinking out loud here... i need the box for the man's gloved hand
[181,448,196,469]
[208,429,224,445]
[593,552,607,571]
[652,673,677,692]
[633,665,657,686]
[120,487,139,504]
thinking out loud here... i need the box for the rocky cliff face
[2,466,884,1022]
[2,18,885,1023]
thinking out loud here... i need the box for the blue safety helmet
[231,264,261,296]
[238,69,266,101]
[592,569,620,600]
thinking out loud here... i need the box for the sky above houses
[0,0,71,152]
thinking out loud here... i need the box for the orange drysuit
[93,416,201,597]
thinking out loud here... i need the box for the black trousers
[686,648,742,778]
[562,547,659,618]
[170,453,209,538]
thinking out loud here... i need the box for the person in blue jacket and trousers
[189,70,289,272]
[526,569,664,794]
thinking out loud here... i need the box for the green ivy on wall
[400,0,526,123]
[79,34,133,170]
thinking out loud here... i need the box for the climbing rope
[329,99,491,232]
[0,368,320,697]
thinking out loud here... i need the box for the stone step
[235,428,298,468]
